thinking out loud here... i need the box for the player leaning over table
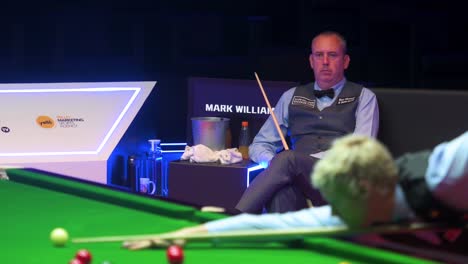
[235,30,379,214]
[124,131,468,250]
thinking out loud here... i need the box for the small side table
[168,160,264,209]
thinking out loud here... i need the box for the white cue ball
[50,227,69,246]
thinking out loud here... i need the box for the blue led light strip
[161,150,185,153]
[161,143,187,146]
[246,164,264,187]
[160,143,187,154]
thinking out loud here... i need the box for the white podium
[0,81,156,183]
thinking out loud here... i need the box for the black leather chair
[372,88,468,157]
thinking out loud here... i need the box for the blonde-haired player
[124,132,467,249]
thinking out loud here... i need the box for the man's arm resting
[249,88,295,164]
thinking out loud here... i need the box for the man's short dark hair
[312,31,348,54]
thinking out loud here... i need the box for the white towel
[217,148,243,164]
[181,145,243,165]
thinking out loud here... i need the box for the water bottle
[145,139,164,196]
[225,126,232,148]
[238,121,251,160]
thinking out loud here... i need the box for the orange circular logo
[36,116,55,128]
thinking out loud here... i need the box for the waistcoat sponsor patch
[337,96,356,105]
[292,96,315,108]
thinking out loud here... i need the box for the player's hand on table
[123,225,206,250]
[123,238,186,250]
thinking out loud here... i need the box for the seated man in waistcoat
[235,30,379,213]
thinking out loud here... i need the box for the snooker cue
[72,221,466,244]
[254,72,289,151]
[254,72,314,208]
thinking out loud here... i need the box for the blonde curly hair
[312,134,398,199]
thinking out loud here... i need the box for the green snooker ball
[50,227,69,247]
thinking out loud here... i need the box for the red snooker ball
[69,259,85,264]
[166,245,184,264]
[76,249,92,264]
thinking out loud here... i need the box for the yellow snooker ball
[50,227,69,247]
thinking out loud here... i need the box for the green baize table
[1,169,436,264]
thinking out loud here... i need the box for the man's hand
[122,225,208,250]
[0,169,9,180]
[123,238,185,250]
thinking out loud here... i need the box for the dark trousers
[235,150,327,214]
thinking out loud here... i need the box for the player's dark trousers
[235,150,326,214]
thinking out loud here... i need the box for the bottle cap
[241,121,248,127]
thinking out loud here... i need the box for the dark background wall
[2,0,467,147]
[3,0,462,224]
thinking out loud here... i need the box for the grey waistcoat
[288,81,363,154]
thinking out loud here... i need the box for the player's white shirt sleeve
[205,205,345,233]
[426,131,468,211]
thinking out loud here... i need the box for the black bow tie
[313,89,335,99]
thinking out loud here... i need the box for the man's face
[321,181,396,228]
[309,35,350,89]
[321,184,367,228]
